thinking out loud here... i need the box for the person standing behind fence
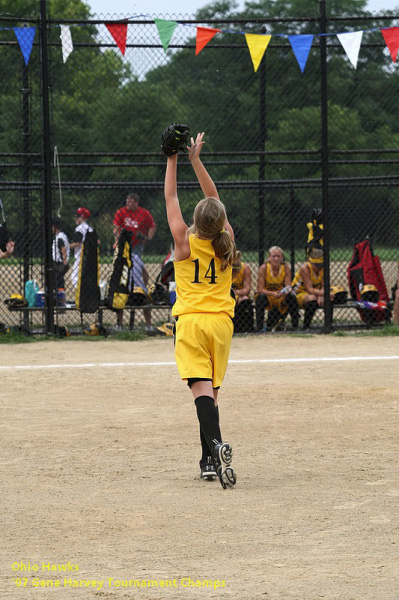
[164,130,236,489]
[52,217,70,290]
[113,193,156,258]
[256,246,299,331]
[69,207,93,288]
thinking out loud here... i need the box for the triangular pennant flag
[288,35,314,73]
[245,34,271,73]
[154,19,178,52]
[336,31,363,68]
[105,22,128,56]
[381,27,399,62]
[14,27,36,66]
[195,26,221,56]
[59,25,73,63]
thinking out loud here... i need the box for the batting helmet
[360,284,379,302]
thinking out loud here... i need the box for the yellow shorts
[266,295,288,314]
[295,291,309,308]
[175,312,233,388]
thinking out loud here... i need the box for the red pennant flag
[196,27,221,56]
[106,22,128,56]
[381,27,399,62]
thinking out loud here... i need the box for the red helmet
[76,207,91,219]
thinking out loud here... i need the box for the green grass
[0,330,147,343]
[2,324,399,344]
[354,324,399,336]
[331,325,399,337]
[0,331,37,343]
[108,330,147,341]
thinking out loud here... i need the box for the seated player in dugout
[231,251,254,332]
[255,246,299,331]
[291,247,332,329]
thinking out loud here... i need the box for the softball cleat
[213,442,236,489]
[200,458,217,481]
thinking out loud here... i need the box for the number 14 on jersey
[191,258,218,284]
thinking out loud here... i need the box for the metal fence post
[319,0,332,333]
[258,27,266,267]
[39,0,54,333]
[21,54,31,330]
[289,188,296,278]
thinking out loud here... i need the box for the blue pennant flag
[14,27,36,66]
[288,35,314,73]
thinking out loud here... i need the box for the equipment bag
[75,229,100,313]
[148,248,175,305]
[105,230,132,311]
[347,238,390,324]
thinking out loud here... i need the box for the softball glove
[161,123,190,156]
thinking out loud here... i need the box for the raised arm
[188,133,234,240]
[164,154,189,258]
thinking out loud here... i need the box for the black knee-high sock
[199,405,220,464]
[199,429,209,465]
[255,293,267,330]
[304,300,318,328]
[195,396,222,458]
[286,292,299,328]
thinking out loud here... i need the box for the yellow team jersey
[172,234,235,318]
[264,263,286,291]
[292,262,323,294]
[232,264,245,290]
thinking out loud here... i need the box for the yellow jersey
[232,264,245,290]
[172,234,235,318]
[292,262,323,294]
[264,263,286,291]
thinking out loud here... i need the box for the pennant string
[6,16,399,75]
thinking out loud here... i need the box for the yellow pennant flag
[245,33,271,72]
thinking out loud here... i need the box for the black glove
[161,124,190,157]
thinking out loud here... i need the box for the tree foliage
[1,0,399,256]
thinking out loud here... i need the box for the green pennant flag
[154,18,178,52]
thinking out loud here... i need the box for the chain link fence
[1,5,398,334]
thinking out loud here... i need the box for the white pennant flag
[337,30,363,69]
[60,25,73,63]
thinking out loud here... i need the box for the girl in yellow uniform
[256,246,299,331]
[232,251,251,303]
[291,247,325,329]
[164,131,236,489]
[231,251,254,332]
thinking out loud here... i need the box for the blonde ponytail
[188,197,236,271]
[212,229,236,272]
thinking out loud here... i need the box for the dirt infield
[1,335,398,600]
